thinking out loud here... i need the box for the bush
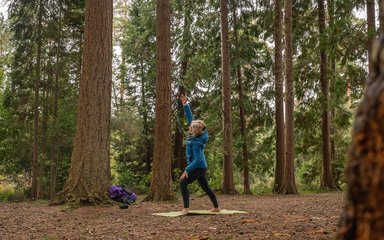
[0,182,14,202]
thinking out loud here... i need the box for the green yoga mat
[152,209,247,217]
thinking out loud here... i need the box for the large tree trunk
[31,0,44,199]
[279,0,298,194]
[318,0,336,189]
[146,0,175,201]
[367,0,376,74]
[220,0,235,194]
[233,2,250,194]
[273,0,285,193]
[55,0,113,205]
[337,36,384,240]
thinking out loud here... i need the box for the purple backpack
[108,185,137,204]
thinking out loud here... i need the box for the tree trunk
[367,0,376,74]
[146,0,175,201]
[337,36,384,240]
[380,0,384,34]
[327,0,337,170]
[233,1,250,194]
[140,58,151,174]
[55,0,113,205]
[31,0,44,199]
[50,6,62,200]
[273,0,285,193]
[173,0,190,172]
[220,0,235,194]
[279,0,298,194]
[318,0,336,189]
[38,77,49,198]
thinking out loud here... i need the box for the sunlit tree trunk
[56,0,113,205]
[220,0,235,194]
[273,0,285,193]
[147,0,175,201]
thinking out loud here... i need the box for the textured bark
[337,36,384,239]
[273,0,285,193]
[318,0,336,189]
[146,0,175,201]
[279,0,298,194]
[367,0,376,74]
[220,0,235,194]
[31,0,44,199]
[55,0,113,205]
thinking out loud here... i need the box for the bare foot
[180,208,189,215]
[210,208,220,213]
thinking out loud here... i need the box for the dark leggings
[180,168,219,208]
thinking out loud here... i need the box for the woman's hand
[180,171,188,180]
[180,94,187,105]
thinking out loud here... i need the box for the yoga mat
[152,209,247,217]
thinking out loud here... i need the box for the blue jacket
[184,104,208,173]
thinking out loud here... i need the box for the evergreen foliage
[0,0,373,198]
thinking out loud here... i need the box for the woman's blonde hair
[189,120,206,137]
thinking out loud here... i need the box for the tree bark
[55,0,113,205]
[279,0,298,194]
[337,36,384,240]
[318,0,336,189]
[146,0,175,201]
[220,0,236,194]
[273,0,285,193]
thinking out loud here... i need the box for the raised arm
[180,94,193,125]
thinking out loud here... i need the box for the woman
[179,94,219,214]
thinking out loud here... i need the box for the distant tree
[31,0,44,199]
[367,0,376,73]
[146,0,175,201]
[233,0,250,194]
[279,0,298,194]
[220,0,235,194]
[273,0,285,193]
[317,0,336,189]
[56,0,113,204]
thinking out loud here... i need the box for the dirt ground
[0,192,344,240]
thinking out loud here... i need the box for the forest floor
[0,192,344,240]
